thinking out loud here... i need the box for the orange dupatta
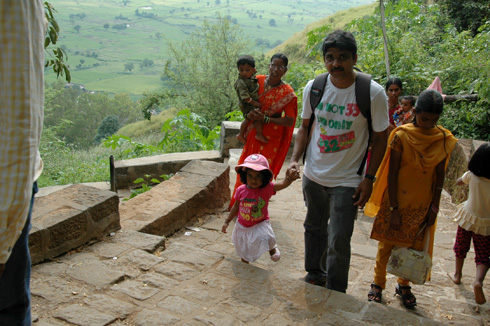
[228,75,298,209]
[364,124,457,263]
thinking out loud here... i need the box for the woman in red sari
[229,53,298,209]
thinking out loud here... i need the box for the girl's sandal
[395,284,417,308]
[368,283,382,303]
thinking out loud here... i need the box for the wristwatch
[389,206,399,211]
[365,174,376,183]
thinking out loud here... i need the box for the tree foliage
[44,2,71,82]
[94,115,120,144]
[159,109,220,152]
[140,15,251,127]
[44,81,141,148]
[435,0,490,36]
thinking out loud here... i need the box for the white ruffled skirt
[454,203,490,236]
[231,219,277,262]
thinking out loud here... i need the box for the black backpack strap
[303,73,329,164]
[354,72,372,175]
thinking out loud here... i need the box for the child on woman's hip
[222,154,300,263]
[234,55,268,144]
[449,143,490,305]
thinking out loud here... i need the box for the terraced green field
[45,0,373,97]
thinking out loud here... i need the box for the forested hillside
[41,0,489,188]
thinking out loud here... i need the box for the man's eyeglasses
[269,64,287,71]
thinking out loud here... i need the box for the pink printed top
[235,183,275,228]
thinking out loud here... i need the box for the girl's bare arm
[222,201,239,233]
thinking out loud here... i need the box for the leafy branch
[44,1,71,82]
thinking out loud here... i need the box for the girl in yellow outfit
[365,89,457,308]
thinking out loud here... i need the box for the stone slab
[65,259,126,288]
[119,160,230,236]
[54,304,117,326]
[30,184,120,264]
[109,230,166,252]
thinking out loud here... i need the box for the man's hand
[353,178,373,207]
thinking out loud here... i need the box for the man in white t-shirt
[287,30,389,293]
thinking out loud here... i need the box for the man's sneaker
[300,274,326,287]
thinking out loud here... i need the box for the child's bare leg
[237,118,249,144]
[450,257,465,284]
[474,264,489,304]
[241,258,249,264]
[254,120,268,143]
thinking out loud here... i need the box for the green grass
[45,0,374,97]
[86,74,162,95]
[117,109,179,139]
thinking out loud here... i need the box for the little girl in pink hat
[222,154,300,263]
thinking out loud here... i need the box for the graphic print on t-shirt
[240,196,266,222]
[315,100,359,153]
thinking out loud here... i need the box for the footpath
[30,154,490,326]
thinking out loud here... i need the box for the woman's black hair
[385,77,403,91]
[413,89,449,156]
[415,89,444,115]
[237,168,273,188]
[271,53,288,67]
[468,142,490,179]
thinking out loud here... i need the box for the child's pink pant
[454,226,490,267]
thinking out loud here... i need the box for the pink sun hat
[235,154,272,174]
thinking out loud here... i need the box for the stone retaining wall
[119,160,230,237]
[31,160,230,264]
[30,184,120,264]
[114,150,223,190]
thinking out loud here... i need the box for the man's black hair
[321,30,357,59]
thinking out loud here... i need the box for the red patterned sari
[229,75,298,209]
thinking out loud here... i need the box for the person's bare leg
[449,257,465,284]
[474,264,489,304]
[254,120,268,143]
[237,119,249,144]
[241,258,249,264]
